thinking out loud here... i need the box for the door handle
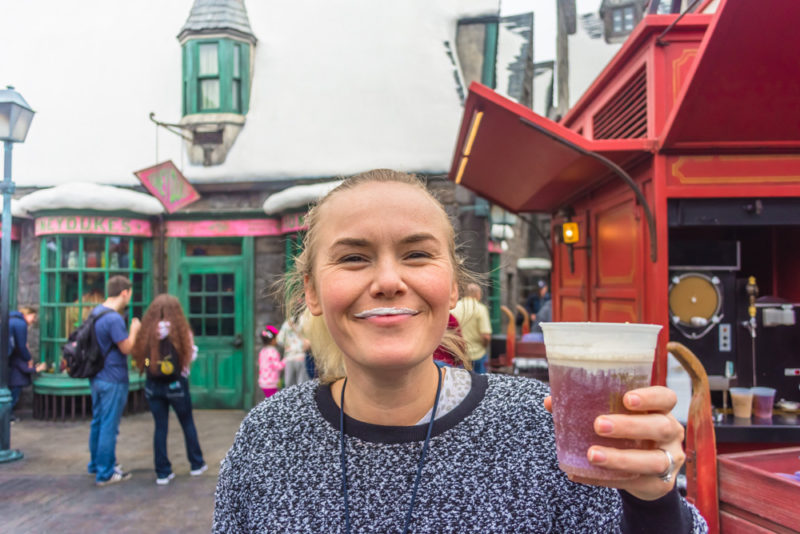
[231,333,243,348]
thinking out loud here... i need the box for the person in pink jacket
[258,325,284,398]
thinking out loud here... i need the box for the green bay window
[183,39,250,115]
[488,252,502,333]
[39,235,152,370]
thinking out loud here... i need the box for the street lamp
[0,85,34,463]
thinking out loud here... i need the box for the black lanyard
[339,364,443,534]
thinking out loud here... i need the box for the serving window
[39,235,152,369]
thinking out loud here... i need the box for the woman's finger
[594,412,684,443]
[622,386,677,413]
[543,396,552,413]
[586,445,685,478]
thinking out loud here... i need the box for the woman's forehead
[320,182,451,235]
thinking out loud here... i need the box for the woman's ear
[449,278,459,309]
[304,274,322,316]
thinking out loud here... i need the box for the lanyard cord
[339,364,443,534]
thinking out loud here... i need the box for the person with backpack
[8,306,46,421]
[88,275,140,487]
[131,294,207,486]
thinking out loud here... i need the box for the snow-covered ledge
[262,180,342,215]
[11,199,31,218]
[17,182,164,215]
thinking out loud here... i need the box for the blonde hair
[284,169,478,382]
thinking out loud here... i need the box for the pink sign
[134,161,201,213]
[0,222,20,241]
[488,241,503,253]
[35,216,152,237]
[166,219,281,238]
[280,212,307,234]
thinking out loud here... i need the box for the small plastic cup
[750,387,776,419]
[541,322,662,480]
[729,387,754,419]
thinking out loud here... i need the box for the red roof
[449,83,650,213]
[660,0,800,151]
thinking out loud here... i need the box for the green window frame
[488,252,502,333]
[38,235,152,370]
[183,38,251,116]
[0,241,19,310]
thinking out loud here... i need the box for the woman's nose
[369,258,407,298]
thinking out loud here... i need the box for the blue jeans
[10,386,22,409]
[144,376,204,478]
[472,354,488,374]
[88,378,129,483]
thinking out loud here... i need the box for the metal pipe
[1,140,24,462]
[519,117,658,262]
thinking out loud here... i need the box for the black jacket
[8,311,35,388]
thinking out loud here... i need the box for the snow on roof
[262,180,342,214]
[178,0,256,42]
[1,0,499,187]
[17,182,164,215]
[11,199,30,218]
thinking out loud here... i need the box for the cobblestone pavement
[0,409,247,533]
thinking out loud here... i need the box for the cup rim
[729,387,753,395]
[750,387,776,395]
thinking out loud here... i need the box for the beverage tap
[740,276,758,386]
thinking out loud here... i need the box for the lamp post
[0,85,34,463]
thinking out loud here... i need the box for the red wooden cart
[448,1,800,531]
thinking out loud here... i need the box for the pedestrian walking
[276,316,310,387]
[213,169,706,532]
[132,294,207,485]
[452,283,492,373]
[8,306,46,421]
[257,324,284,398]
[88,275,140,486]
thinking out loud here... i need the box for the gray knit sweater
[214,374,707,533]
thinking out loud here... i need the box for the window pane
[221,295,233,313]
[190,274,202,292]
[45,237,58,268]
[222,274,234,292]
[62,237,79,269]
[110,236,130,269]
[201,79,220,110]
[206,296,218,314]
[205,274,218,292]
[84,237,104,268]
[206,319,219,336]
[613,10,623,33]
[232,80,240,111]
[191,317,203,335]
[81,273,105,311]
[221,317,234,336]
[190,296,202,314]
[233,45,240,78]
[198,43,218,75]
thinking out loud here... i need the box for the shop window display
[39,235,151,371]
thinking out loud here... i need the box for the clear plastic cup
[729,387,754,419]
[750,387,776,419]
[541,322,662,480]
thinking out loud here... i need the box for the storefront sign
[35,216,152,237]
[280,212,307,234]
[134,160,201,213]
[166,219,281,238]
[0,222,20,241]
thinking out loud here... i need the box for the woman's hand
[544,386,685,501]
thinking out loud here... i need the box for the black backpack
[145,337,182,383]
[63,309,115,379]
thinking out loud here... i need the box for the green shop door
[178,258,246,409]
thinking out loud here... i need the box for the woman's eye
[339,254,366,263]
[406,251,432,260]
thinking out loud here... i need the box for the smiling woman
[213,170,708,534]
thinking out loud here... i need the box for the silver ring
[658,449,675,484]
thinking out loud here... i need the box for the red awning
[661,0,800,151]
[449,83,651,214]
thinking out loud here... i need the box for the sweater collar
[315,371,488,443]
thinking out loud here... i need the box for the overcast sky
[500,0,602,61]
